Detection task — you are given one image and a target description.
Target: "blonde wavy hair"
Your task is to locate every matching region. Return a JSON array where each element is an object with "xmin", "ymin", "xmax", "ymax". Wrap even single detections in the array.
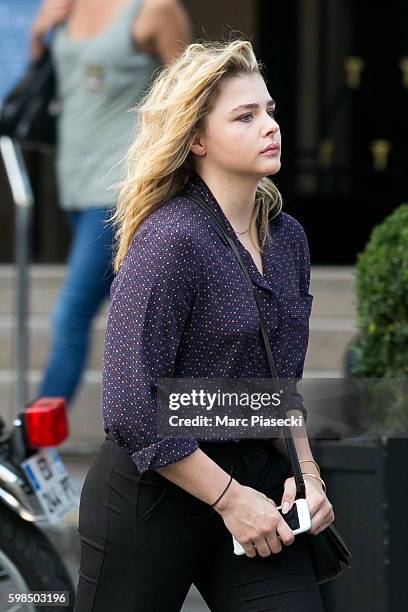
[{"xmin": 110, "ymin": 38, "xmax": 283, "ymax": 273}]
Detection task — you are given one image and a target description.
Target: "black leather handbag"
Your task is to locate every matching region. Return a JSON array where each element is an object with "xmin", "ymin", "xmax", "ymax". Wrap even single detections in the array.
[
  {"xmin": 182, "ymin": 190, "xmax": 352, "ymax": 584},
  {"xmin": 0, "ymin": 48, "xmax": 57, "ymax": 150}
]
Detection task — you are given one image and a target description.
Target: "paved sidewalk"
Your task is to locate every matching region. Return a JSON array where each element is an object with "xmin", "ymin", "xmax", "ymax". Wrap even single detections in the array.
[{"xmin": 40, "ymin": 453, "xmax": 209, "ymax": 612}]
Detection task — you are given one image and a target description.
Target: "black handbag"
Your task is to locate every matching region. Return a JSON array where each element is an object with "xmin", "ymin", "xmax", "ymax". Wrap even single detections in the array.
[
  {"xmin": 182, "ymin": 190, "xmax": 352, "ymax": 584},
  {"xmin": 0, "ymin": 47, "xmax": 57, "ymax": 150}
]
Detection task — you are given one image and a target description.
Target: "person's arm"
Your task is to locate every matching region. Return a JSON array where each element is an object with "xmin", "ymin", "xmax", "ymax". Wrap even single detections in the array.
[
  {"xmin": 103, "ymin": 223, "xmax": 201, "ymax": 473},
  {"xmin": 155, "ymin": 446, "xmax": 242, "ymax": 507},
  {"xmin": 30, "ymin": 0, "xmax": 73, "ymax": 59},
  {"xmin": 132, "ymin": 0, "xmax": 193, "ymax": 65},
  {"xmin": 270, "ymin": 221, "xmax": 334, "ymax": 535},
  {"xmin": 104, "ymin": 222, "xmax": 243, "ymax": 507},
  {"xmin": 270, "ymin": 221, "xmax": 317, "ymax": 470}
]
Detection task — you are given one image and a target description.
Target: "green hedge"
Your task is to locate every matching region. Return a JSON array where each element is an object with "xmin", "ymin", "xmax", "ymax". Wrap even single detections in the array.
[{"xmin": 353, "ymin": 204, "xmax": 408, "ymax": 431}]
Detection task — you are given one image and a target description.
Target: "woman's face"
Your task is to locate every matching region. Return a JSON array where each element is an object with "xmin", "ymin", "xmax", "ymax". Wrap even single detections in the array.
[{"xmin": 192, "ymin": 72, "xmax": 281, "ymax": 179}]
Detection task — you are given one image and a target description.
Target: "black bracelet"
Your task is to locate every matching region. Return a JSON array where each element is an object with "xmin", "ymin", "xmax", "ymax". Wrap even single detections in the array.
[{"xmin": 210, "ymin": 467, "xmax": 235, "ymax": 508}]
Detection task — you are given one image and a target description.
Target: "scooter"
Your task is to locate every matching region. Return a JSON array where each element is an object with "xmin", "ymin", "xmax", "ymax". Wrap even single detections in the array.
[
  {"xmin": 0, "ymin": 136, "xmax": 76, "ymax": 611},
  {"xmin": 0, "ymin": 400, "xmax": 76, "ymax": 612}
]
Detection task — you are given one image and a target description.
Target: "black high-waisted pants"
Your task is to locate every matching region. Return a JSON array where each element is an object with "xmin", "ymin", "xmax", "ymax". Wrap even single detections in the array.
[{"xmin": 74, "ymin": 434, "xmax": 324, "ymax": 611}]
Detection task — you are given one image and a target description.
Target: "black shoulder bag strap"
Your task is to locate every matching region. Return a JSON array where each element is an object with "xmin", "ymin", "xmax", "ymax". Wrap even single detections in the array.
[{"xmin": 181, "ymin": 192, "xmax": 306, "ymax": 499}]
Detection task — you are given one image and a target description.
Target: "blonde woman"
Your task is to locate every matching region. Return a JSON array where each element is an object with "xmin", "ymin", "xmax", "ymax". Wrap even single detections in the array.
[{"xmin": 75, "ymin": 39, "xmax": 333, "ymax": 611}]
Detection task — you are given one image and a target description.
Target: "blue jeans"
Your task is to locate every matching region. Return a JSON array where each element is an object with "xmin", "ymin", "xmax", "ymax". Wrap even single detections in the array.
[{"xmin": 38, "ymin": 207, "xmax": 115, "ymax": 405}]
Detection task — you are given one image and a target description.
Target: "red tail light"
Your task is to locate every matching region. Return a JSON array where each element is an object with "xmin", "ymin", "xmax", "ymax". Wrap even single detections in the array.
[{"xmin": 24, "ymin": 398, "xmax": 69, "ymax": 448}]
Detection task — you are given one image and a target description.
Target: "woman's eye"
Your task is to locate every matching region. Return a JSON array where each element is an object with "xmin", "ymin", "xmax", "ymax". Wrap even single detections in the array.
[
  {"xmin": 238, "ymin": 109, "xmax": 278, "ymax": 122},
  {"xmin": 239, "ymin": 113, "xmax": 253, "ymax": 122}
]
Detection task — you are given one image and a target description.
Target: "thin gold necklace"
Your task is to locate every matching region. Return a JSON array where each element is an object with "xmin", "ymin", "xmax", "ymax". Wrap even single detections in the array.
[
  {"xmin": 229, "ymin": 207, "xmax": 254, "ymax": 235},
  {"xmin": 233, "ymin": 226, "xmax": 250, "ymax": 235}
]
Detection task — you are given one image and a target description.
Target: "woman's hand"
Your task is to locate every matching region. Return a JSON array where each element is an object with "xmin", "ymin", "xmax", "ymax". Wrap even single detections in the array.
[
  {"xmin": 32, "ymin": 0, "xmax": 73, "ymax": 40},
  {"xmin": 280, "ymin": 475, "xmax": 335, "ymax": 535},
  {"xmin": 213, "ymin": 480, "xmax": 295, "ymax": 558}
]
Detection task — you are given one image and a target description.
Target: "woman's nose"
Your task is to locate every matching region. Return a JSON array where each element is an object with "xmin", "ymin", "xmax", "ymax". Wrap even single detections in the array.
[{"xmin": 264, "ymin": 116, "xmax": 279, "ymax": 136}]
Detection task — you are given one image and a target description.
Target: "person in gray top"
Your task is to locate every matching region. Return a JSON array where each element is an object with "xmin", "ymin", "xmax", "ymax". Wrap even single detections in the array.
[{"xmin": 30, "ymin": 0, "xmax": 192, "ymax": 406}]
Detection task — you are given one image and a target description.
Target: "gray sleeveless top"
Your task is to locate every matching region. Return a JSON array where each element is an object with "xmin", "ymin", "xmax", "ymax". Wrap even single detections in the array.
[{"xmin": 51, "ymin": 0, "xmax": 162, "ymax": 210}]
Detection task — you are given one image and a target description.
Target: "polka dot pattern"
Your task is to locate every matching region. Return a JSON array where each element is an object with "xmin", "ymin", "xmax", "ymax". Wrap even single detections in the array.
[{"xmin": 102, "ymin": 171, "xmax": 314, "ymax": 473}]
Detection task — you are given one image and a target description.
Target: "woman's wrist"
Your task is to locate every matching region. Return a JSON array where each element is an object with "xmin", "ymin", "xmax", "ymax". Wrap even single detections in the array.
[
  {"xmin": 30, "ymin": 26, "xmax": 47, "ymax": 59},
  {"xmin": 210, "ymin": 471, "xmax": 234, "ymax": 508},
  {"xmin": 302, "ymin": 472, "xmax": 326, "ymax": 493},
  {"xmin": 31, "ymin": 19, "xmax": 46, "ymax": 41},
  {"xmin": 299, "ymin": 459, "xmax": 321, "ymax": 478},
  {"xmin": 212, "ymin": 478, "xmax": 241, "ymax": 515}
]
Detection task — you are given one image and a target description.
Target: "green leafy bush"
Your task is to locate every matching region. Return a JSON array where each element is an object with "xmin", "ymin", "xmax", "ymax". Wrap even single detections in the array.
[{"xmin": 353, "ymin": 203, "xmax": 408, "ymax": 431}]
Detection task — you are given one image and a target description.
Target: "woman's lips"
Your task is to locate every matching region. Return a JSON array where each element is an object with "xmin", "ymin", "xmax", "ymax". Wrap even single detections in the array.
[{"xmin": 260, "ymin": 145, "xmax": 280, "ymax": 156}]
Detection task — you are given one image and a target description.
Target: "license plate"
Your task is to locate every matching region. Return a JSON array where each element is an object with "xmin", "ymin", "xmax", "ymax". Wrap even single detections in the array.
[{"xmin": 21, "ymin": 448, "xmax": 79, "ymax": 524}]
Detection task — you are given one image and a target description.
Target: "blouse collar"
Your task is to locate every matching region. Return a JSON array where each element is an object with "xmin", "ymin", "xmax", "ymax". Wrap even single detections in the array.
[{"xmin": 183, "ymin": 171, "xmax": 281, "ymax": 296}]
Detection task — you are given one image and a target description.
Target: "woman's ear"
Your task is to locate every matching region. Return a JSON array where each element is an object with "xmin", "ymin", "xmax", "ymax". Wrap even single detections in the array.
[{"xmin": 190, "ymin": 131, "xmax": 207, "ymax": 157}]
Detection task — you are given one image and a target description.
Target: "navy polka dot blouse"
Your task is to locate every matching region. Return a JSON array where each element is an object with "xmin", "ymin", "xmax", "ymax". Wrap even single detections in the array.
[{"xmin": 102, "ymin": 171, "xmax": 314, "ymax": 473}]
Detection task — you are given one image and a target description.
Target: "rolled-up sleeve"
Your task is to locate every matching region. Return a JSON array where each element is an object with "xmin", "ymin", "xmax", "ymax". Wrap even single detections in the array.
[{"xmin": 102, "ymin": 224, "xmax": 200, "ymax": 473}]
